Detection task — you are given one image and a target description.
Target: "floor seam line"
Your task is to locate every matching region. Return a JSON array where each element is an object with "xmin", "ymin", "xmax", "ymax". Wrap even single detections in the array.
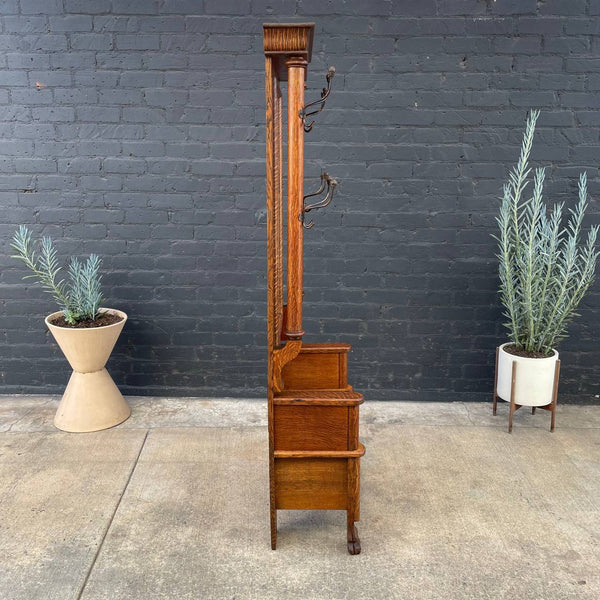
[{"xmin": 74, "ymin": 428, "xmax": 149, "ymax": 600}]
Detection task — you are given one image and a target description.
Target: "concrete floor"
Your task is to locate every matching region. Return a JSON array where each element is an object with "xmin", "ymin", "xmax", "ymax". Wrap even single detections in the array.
[{"xmin": 1, "ymin": 397, "xmax": 599, "ymax": 600}]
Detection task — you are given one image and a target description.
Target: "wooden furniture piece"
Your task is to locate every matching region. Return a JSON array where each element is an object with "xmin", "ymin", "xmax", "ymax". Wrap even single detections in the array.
[{"xmin": 263, "ymin": 23, "xmax": 365, "ymax": 555}]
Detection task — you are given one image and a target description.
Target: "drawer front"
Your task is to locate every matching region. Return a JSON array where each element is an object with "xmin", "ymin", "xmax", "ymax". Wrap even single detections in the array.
[
  {"xmin": 274, "ymin": 405, "xmax": 348, "ymax": 451},
  {"xmin": 281, "ymin": 352, "xmax": 346, "ymax": 389},
  {"xmin": 275, "ymin": 458, "xmax": 348, "ymax": 510}
]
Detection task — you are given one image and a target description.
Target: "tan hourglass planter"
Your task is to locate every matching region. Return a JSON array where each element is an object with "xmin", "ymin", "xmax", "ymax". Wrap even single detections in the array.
[{"xmin": 45, "ymin": 308, "xmax": 130, "ymax": 433}]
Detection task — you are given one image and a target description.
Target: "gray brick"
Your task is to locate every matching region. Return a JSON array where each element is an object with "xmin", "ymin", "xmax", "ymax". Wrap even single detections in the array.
[
  {"xmin": 560, "ymin": 92, "xmax": 600, "ymax": 108},
  {"xmin": 517, "ymin": 55, "xmax": 563, "ymax": 72},
  {"xmin": 566, "ymin": 58, "xmax": 600, "ymax": 72},
  {"xmin": 3, "ymin": 16, "xmax": 47, "ymax": 33},
  {"xmin": 517, "ymin": 17, "xmax": 563, "ymax": 35},
  {"xmin": 122, "ymin": 141, "xmax": 165, "ymax": 157},
  {"xmin": 0, "ymin": 1, "xmax": 18, "ymax": 13},
  {"xmin": 96, "ymin": 52, "xmax": 143, "ymax": 70},
  {"xmin": 6, "ymin": 52, "xmax": 50, "ymax": 69},
  {"xmin": 80, "ymin": 175, "xmax": 122, "ymax": 190},
  {"xmin": 74, "ymin": 70, "xmax": 120, "ymax": 87},
  {"xmin": 70, "ymin": 33, "xmax": 113, "ymax": 50},
  {"xmin": 98, "ymin": 89, "xmax": 142, "ymax": 105},
  {"xmin": 33, "ymin": 141, "xmax": 77, "ymax": 156},
  {"xmin": 48, "ymin": 15, "xmax": 92, "ymax": 32},
  {"xmin": 565, "ymin": 19, "xmax": 600, "ymax": 34},
  {"xmin": 538, "ymin": 0, "xmax": 587, "ymax": 15},
  {"xmin": 119, "ymin": 71, "xmax": 163, "ymax": 87},
  {"xmin": 115, "ymin": 34, "xmax": 160, "ymax": 50},
  {"xmin": 141, "ymin": 53, "xmax": 187, "ymax": 69},
  {"xmin": 438, "ymin": 0, "xmax": 487, "ymax": 16},
  {"xmin": 139, "ymin": 16, "xmax": 185, "ymax": 32},
  {"xmin": 20, "ymin": 34, "xmax": 68, "ymax": 51},
  {"xmin": 492, "ymin": 73, "xmax": 540, "ymax": 90},
  {"xmin": 77, "ymin": 141, "xmax": 121, "ymax": 155},
  {"xmin": 27, "ymin": 71, "xmax": 72, "ymax": 87},
  {"xmin": 125, "ymin": 208, "xmax": 168, "ymax": 223},
  {"xmin": 14, "ymin": 158, "xmax": 56, "ymax": 173},
  {"xmin": 54, "ymin": 88, "xmax": 98, "ymax": 104},
  {"xmin": 51, "ymin": 52, "xmax": 95, "ymax": 69},
  {"xmin": 167, "ymin": 143, "xmax": 209, "ymax": 159},
  {"xmin": 160, "ymin": 0, "xmax": 206, "ymax": 14},
  {"xmin": 509, "ymin": 91, "xmax": 557, "ymax": 106},
  {"xmin": 491, "ymin": 0, "xmax": 537, "ymax": 14},
  {"xmin": 58, "ymin": 157, "xmax": 101, "ymax": 173},
  {"xmin": 31, "ymin": 107, "xmax": 75, "ymax": 122},
  {"xmin": 65, "ymin": 0, "xmax": 111, "ymax": 13},
  {"xmin": 162, "ymin": 33, "xmax": 208, "ymax": 52},
  {"xmin": 204, "ymin": 0, "xmax": 250, "ymax": 14},
  {"xmin": 493, "ymin": 36, "xmax": 541, "ymax": 54},
  {"xmin": 543, "ymin": 36, "xmax": 589, "ymax": 54},
  {"xmin": 0, "ymin": 70, "xmax": 28, "ymax": 85},
  {"xmin": 122, "ymin": 107, "xmax": 165, "ymax": 122},
  {"xmin": 112, "ymin": 0, "xmax": 159, "ymax": 14},
  {"xmin": 84, "ymin": 208, "xmax": 125, "ymax": 223},
  {"xmin": 11, "ymin": 89, "xmax": 53, "ymax": 105},
  {"xmin": 17, "ymin": 124, "xmax": 55, "ymax": 139},
  {"xmin": 103, "ymin": 157, "xmax": 146, "ymax": 174},
  {"xmin": 21, "ymin": 0, "xmax": 62, "ymax": 14},
  {"xmin": 465, "ymin": 17, "xmax": 515, "ymax": 34},
  {"xmin": 144, "ymin": 88, "xmax": 188, "ymax": 106},
  {"xmin": 93, "ymin": 16, "xmax": 139, "ymax": 32},
  {"xmin": 443, "ymin": 36, "xmax": 491, "ymax": 54}
]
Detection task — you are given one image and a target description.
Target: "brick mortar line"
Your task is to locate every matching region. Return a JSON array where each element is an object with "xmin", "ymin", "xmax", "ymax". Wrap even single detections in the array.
[{"xmin": 75, "ymin": 428, "xmax": 149, "ymax": 600}]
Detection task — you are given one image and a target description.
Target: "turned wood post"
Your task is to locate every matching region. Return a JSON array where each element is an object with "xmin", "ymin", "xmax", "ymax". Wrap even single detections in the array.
[{"xmin": 285, "ymin": 56, "xmax": 307, "ymax": 340}]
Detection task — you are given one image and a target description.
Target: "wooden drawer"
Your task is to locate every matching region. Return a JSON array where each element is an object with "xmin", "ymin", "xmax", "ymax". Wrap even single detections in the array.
[
  {"xmin": 274, "ymin": 405, "xmax": 348, "ymax": 451},
  {"xmin": 281, "ymin": 344, "xmax": 349, "ymax": 390},
  {"xmin": 275, "ymin": 458, "xmax": 348, "ymax": 510}
]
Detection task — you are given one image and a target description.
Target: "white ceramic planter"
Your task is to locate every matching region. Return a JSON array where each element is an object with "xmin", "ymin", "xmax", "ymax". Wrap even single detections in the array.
[
  {"xmin": 496, "ymin": 342, "xmax": 559, "ymax": 407},
  {"xmin": 45, "ymin": 308, "xmax": 130, "ymax": 433}
]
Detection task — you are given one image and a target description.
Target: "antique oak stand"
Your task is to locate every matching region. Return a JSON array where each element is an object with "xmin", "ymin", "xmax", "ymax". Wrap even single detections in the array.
[{"xmin": 264, "ymin": 23, "xmax": 365, "ymax": 555}]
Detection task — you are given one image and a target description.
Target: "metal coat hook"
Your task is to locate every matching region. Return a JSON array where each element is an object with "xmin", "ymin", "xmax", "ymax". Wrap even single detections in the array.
[
  {"xmin": 299, "ymin": 67, "xmax": 335, "ymax": 133},
  {"xmin": 300, "ymin": 172, "xmax": 338, "ymax": 229}
]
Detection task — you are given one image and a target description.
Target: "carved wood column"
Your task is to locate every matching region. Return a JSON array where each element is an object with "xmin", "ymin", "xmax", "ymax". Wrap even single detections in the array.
[{"xmin": 285, "ymin": 56, "xmax": 307, "ymax": 340}]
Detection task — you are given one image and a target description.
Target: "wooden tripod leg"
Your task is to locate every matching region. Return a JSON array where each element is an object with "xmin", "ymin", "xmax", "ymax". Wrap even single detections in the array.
[
  {"xmin": 347, "ymin": 457, "xmax": 361, "ymax": 555},
  {"xmin": 508, "ymin": 361, "xmax": 517, "ymax": 434},
  {"xmin": 550, "ymin": 359, "xmax": 560, "ymax": 432},
  {"xmin": 493, "ymin": 346, "xmax": 499, "ymax": 415}
]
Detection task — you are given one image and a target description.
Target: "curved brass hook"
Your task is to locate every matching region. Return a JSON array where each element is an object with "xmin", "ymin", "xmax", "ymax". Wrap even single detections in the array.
[
  {"xmin": 300, "ymin": 172, "xmax": 338, "ymax": 229},
  {"xmin": 299, "ymin": 67, "xmax": 335, "ymax": 133}
]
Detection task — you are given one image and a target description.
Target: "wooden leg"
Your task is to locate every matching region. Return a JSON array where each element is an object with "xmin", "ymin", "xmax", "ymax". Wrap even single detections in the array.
[
  {"xmin": 550, "ymin": 359, "xmax": 560, "ymax": 432},
  {"xmin": 347, "ymin": 458, "xmax": 361, "ymax": 555},
  {"xmin": 493, "ymin": 346, "xmax": 499, "ymax": 416},
  {"xmin": 347, "ymin": 517, "xmax": 360, "ymax": 555},
  {"xmin": 270, "ymin": 505, "xmax": 277, "ymax": 550},
  {"xmin": 532, "ymin": 407, "xmax": 536, "ymax": 415},
  {"xmin": 508, "ymin": 361, "xmax": 517, "ymax": 433}
]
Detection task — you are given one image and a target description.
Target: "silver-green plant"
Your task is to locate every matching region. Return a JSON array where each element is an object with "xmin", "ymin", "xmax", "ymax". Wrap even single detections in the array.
[
  {"xmin": 11, "ymin": 226, "xmax": 104, "ymax": 325},
  {"xmin": 495, "ymin": 110, "xmax": 599, "ymax": 354}
]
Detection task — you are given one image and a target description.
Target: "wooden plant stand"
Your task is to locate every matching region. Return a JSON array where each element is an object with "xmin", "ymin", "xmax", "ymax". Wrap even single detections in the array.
[
  {"xmin": 263, "ymin": 23, "xmax": 365, "ymax": 555},
  {"xmin": 492, "ymin": 346, "xmax": 560, "ymax": 433}
]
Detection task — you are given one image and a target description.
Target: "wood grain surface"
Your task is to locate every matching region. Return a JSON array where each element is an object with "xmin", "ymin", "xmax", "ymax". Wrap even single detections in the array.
[{"xmin": 264, "ymin": 23, "xmax": 363, "ymax": 554}]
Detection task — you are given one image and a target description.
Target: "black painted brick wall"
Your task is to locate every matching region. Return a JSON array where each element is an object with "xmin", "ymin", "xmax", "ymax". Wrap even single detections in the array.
[{"xmin": 0, "ymin": 0, "xmax": 599, "ymax": 402}]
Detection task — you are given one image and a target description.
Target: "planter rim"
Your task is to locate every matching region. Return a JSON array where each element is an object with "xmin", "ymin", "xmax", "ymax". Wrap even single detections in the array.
[
  {"xmin": 499, "ymin": 341, "xmax": 558, "ymax": 361},
  {"xmin": 45, "ymin": 308, "xmax": 127, "ymax": 331}
]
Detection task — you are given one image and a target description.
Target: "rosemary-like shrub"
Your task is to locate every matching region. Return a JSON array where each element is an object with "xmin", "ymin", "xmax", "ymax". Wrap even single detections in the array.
[
  {"xmin": 496, "ymin": 110, "xmax": 599, "ymax": 354},
  {"xmin": 11, "ymin": 226, "xmax": 104, "ymax": 325}
]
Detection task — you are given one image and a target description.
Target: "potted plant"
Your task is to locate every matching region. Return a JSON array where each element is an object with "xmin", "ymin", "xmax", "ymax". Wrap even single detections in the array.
[
  {"xmin": 11, "ymin": 226, "xmax": 130, "ymax": 433},
  {"xmin": 493, "ymin": 110, "xmax": 599, "ymax": 432}
]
